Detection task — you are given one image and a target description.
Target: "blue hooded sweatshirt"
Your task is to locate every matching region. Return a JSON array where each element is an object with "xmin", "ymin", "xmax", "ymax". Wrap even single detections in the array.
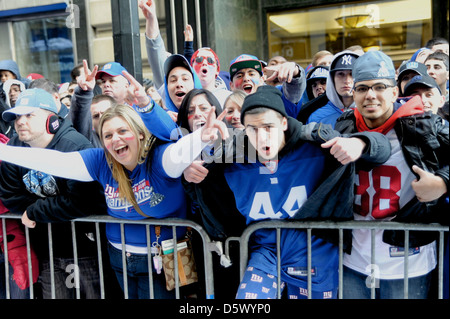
[
  {"xmin": 160, "ymin": 55, "xmax": 202, "ymax": 113},
  {"xmin": 0, "ymin": 60, "xmax": 31, "ymax": 88}
]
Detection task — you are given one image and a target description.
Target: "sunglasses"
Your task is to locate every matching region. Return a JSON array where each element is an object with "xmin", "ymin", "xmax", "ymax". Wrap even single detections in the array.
[{"xmin": 194, "ymin": 56, "xmax": 216, "ymax": 65}]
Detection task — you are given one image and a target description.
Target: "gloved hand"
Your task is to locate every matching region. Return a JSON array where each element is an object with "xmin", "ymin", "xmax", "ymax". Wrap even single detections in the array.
[{"xmin": 0, "ymin": 219, "xmax": 39, "ymax": 290}]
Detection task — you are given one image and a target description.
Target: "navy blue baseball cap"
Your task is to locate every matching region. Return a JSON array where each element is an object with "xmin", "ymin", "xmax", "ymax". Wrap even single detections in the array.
[
  {"xmin": 330, "ymin": 52, "xmax": 359, "ymax": 73},
  {"xmin": 404, "ymin": 75, "xmax": 442, "ymax": 96},
  {"xmin": 397, "ymin": 61, "xmax": 428, "ymax": 83},
  {"xmin": 352, "ymin": 51, "xmax": 396, "ymax": 83},
  {"xmin": 307, "ymin": 66, "xmax": 329, "ymax": 82},
  {"xmin": 164, "ymin": 54, "xmax": 194, "ymax": 79}
]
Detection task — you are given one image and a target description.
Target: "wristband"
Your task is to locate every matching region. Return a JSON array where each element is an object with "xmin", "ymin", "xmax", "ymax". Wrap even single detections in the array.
[{"xmin": 135, "ymin": 99, "xmax": 155, "ymax": 113}]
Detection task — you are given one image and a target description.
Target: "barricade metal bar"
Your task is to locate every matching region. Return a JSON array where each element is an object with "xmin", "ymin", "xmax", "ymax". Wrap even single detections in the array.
[
  {"xmin": 438, "ymin": 231, "xmax": 444, "ymax": 299},
  {"xmin": 2, "ymin": 219, "xmax": 10, "ymax": 299},
  {"xmin": 48, "ymin": 223, "xmax": 55, "ymax": 299},
  {"xmin": 24, "ymin": 226, "xmax": 34, "ymax": 299},
  {"xmin": 1, "ymin": 213, "xmax": 447, "ymax": 300},
  {"xmin": 225, "ymin": 236, "xmax": 240, "ymax": 259},
  {"xmin": 307, "ymin": 228, "xmax": 312, "ymax": 299},
  {"xmin": 74, "ymin": 215, "xmax": 216, "ymax": 299},
  {"xmin": 94, "ymin": 222, "xmax": 105, "ymax": 299},
  {"xmin": 145, "ymin": 224, "xmax": 155, "ymax": 299},
  {"xmin": 403, "ymin": 230, "xmax": 409, "ymax": 299},
  {"xmin": 276, "ymin": 228, "xmax": 281, "ymax": 299},
  {"xmin": 172, "ymin": 225, "xmax": 180, "ymax": 299},
  {"xmin": 237, "ymin": 220, "xmax": 448, "ymax": 299},
  {"xmin": 338, "ymin": 229, "xmax": 344, "ymax": 299},
  {"xmin": 120, "ymin": 223, "xmax": 128, "ymax": 299},
  {"xmin": 71, "ymin": 221, "xmax": 80, "ymax": 299},
  {"xmin": 370, "ymin": 228, "xmax": 375, "ymax": 299}
]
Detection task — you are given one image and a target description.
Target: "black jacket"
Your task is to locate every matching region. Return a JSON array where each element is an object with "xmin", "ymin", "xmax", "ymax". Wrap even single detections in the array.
[
  {"xmin": 0, "ymin": 117, "xmax": 107, "ymax": 258},
  {"xmin": 296, "ymin": 93, "xmax": 329, "ymax": 124},
  {"xmin": 184, "ymin": 117, "xmax": 391, "ymax": 249},
  {"xmin": 334, "ymin": 97, "xmax": 449, "ymax": 247}
]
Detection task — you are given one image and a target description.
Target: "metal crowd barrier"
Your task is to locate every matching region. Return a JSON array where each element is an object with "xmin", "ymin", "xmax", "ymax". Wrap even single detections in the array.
[
  {"xmin": 0, "ymin": 213, "xmax": 215, "ymax": 300},
  {"xmin": 1, "ymin": 213, "xmax": 448, "ymax": 299},
  {"xmin": 225, "ymin": 220, "xmax": 449, "ymax": 299}
]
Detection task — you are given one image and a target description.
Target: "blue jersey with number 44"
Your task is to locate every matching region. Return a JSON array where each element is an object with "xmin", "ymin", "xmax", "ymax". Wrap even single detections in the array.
[{"xmin": 224, "ymin": 141, "xmax": 339, "ymax": 291}]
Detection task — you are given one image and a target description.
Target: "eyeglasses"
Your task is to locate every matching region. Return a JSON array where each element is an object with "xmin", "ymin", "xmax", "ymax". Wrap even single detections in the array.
[
  {"xmin": 194, "ymin": 56, "xmax": 216, "ymax": 65},
  {"xmin": 353, "ymin": 83, "xmax": 395, "ymax": 94}
]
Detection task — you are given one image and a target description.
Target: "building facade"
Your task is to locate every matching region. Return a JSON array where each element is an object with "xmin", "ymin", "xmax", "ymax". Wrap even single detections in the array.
[{"xmin": 0, "ymin": 0, "xmax": 448, "ymax": 85}]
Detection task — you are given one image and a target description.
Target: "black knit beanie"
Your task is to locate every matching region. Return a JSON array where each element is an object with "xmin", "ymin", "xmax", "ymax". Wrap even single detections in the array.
[{"xmin": 240, "ymin": 85, "xmax": 288, "ymax": 124}]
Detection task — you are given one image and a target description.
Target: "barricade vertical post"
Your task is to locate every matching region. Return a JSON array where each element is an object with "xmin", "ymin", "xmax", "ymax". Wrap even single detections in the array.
[
  {"xmin": 24, "ymin": 226, "xmax": 34, "ymax": 299},
  {"xmin": 120, "ymin": 223, "xmax": 128, "ymax": 299},
  {"xmin": 338, "ymin": 228, "xmax": 344, "ymax": 299},
  {"xmin": 2, "ymin": 220, "xmax": 11, "ymax": 299},
  {"xmin": 370, "ymin": 228, "xmax": 376, "ymax": 299},
  {"xmin": 276, "ymin": 228, "xmax": 281, "ymax": 299},
  {"xmin": 48, "ymin": 223, "xmax": 55, "ymax": 299},
  {"xmin": 438, "ymin": 231, "xmax": 444, "ymax": 299},
  {"xmin": 146, "ymin": 224, "xmax": 155, "ymax": 299},
  {"xmin": 307, "ymin": 228, "xmax": 312, "ymax": 299},
  {"xmin": 94, "ymin": 222, "xmax": 105, "ymax": 299},
  {"xmin": 172, "ymin": 226, "xmax": 180, "ymax": 299},
  {"xmin": 203, "ymin": 239, "xmax": 215, "ymax": 299},
  {"xmin": 403, "ymin": 230, "xmax": 409, "ymax": 299},
  {"xmin": 71, "ymin": 221, "xmax": 80, "ymax": 299}
]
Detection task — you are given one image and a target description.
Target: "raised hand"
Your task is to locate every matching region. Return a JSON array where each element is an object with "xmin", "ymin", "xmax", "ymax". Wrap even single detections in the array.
[
  {"xmin": 201, "ymin": 107, "xmax": 229, "ymax": 143},
  {"xmin": 265, "ymin": 62, "xmax": 300, "ymax": 84},
  {"xmin": 77, "ymin": 59, "xmax": 98, "ymax": 91},
  {"xmin": 184, "ymin": 24, "xmax": 194, "ymax": 42},
  {"xmin": 122, "ymin": 70, "xmax": 151, "ymax": 108},
  {"xmin": 138, "ymin": 0, "xmax": 159, "ymax": 39}
]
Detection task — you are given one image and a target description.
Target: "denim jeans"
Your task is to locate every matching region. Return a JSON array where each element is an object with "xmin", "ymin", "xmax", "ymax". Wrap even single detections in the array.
[
  {"xmin": 38, "ymin": 256, "xmax": 101, "ymax": 299},
  {"xmin": 0, "ymin": 252, "xmax": 30, "ymax": 299},
  {"xmin": 107, "ymin": 243, "xmax": 175, "ymax": 299},
  {"xmin": 343, "ymin": 266, "xmax": 432, "ymax": 299}
]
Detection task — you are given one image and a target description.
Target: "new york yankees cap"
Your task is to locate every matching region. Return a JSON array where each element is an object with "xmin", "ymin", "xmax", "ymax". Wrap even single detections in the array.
[{"xmin": 330, "ymin": 51, "xmax": 359, "ymax": 73}]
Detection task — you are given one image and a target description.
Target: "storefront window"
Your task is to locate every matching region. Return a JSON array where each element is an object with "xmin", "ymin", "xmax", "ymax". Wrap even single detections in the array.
[
  {"xmin": 12, "ymin": 15, "xmax": 74, "ymax": 84},
  {"xmin": 267, "ymin": 0, "xmax": 432, "ymax": 68}
]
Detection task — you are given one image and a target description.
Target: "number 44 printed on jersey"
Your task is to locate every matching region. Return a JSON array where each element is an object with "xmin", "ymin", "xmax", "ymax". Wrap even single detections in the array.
[
  {"xmin": 249, "ymin": 186, "xmax": 307, "ymax": 220},
  {"xmin": 354, "ymin": 165, "xmax": 402, "ymax": 219}
]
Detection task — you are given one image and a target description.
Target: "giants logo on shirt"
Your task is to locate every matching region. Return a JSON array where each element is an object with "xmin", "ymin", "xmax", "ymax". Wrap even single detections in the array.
[{"xmin": 104, "ymin": 179, "xmax": 164, "ymax": 211}]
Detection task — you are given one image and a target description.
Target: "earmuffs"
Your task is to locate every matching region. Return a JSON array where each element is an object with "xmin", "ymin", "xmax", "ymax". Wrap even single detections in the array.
[{"xmin": 46, "ymin": 114, "xmax": 61, "ymax": 134}]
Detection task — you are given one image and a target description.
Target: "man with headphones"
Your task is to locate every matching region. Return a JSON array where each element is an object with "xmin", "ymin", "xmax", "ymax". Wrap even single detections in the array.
[{"xmin": 0, "ymin": 88, "xmax": 107, "ymax": 299}]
